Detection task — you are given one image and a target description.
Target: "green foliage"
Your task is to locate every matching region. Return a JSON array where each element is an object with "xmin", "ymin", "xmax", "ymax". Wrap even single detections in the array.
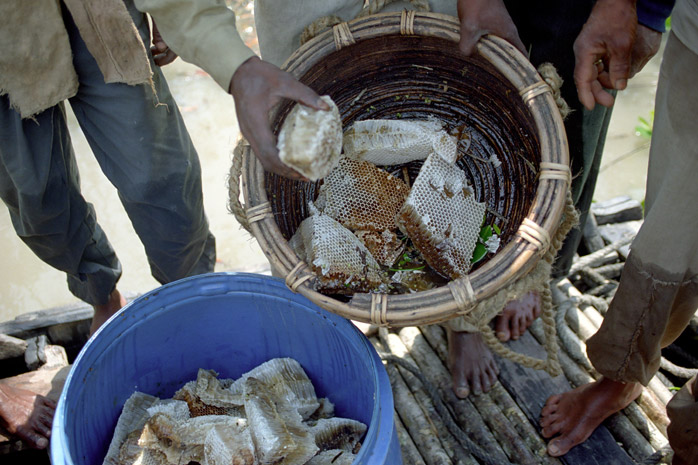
[
  {"xmin": 389, "ymin": 252, "xmax": 425, "ymax": 272},
  {"xmin": 666, "ymin": 16, "xmax": 672, "ymax": 31},
  {"xmin": 471, "ymin": 221, "xmax": 500, "ymax": 265},
  {"xmin": 635, "ymin": 111, "xmax": 654, "ymax": 139}
]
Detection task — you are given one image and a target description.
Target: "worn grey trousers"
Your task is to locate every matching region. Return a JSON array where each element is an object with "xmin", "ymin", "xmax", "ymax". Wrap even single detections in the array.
[
  {"xmin": 0, "ymin": 3, "xmax": 215, "ymax": 306},
  {"xmin": 587, "ymin": 32, "xmax": 698, "ymax": 464}
]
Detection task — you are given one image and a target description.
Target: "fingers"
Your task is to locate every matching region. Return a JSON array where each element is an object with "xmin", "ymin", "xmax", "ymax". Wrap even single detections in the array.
[
  {"xmin": 606, "ymin": 42, "xmax": 632, "ymax": 91},
  {"xmin": 458, "ymin": 26, "xmax": 485, "ymax": 56},
  {"xmin": 573, "ymin": 42, "xmax": 601, "ymax": 111},
  {"xmin": 152, "ymin": 47, "xmax": 178, "ymax": 67}
]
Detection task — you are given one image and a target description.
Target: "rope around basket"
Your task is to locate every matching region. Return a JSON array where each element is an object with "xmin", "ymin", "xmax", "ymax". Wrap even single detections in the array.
[
  {"xmin": 300, "ymin": 0, "xmax": 430, "ymax": 45},
  {"xmin": 447, "ymin": 189, "xmax": 579, "ymax": 376},
  {"xmin": 227, "ymin": 137, "xmax": 252, "ymax": 234}
]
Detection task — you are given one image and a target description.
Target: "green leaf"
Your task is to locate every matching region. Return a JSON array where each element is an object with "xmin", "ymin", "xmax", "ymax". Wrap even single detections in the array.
[
  {"xmin": 492, "ymin": 223, "xmax": 502, "ymax": 235},
  {"xmin": 479, "ymin": 225, "xmax": 493, "ymax": 242},
  {"xmin": 471, "ymin": 243, "xmax": 488, "ymax": 264}
]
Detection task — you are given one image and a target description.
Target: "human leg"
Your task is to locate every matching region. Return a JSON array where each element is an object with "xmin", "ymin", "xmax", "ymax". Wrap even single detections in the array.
[
  {"xmin": 65, "ymin": 3, "xmax": 215, "ymax": 285},
  {"xmin": 666, "ymin": 375, "xmax": 698, "ymax": 465},
  {"xmin": 0, "ymin": 98, "xmax": 122, "ymax": 307},
  {"xmin": 540, "ymin": 31, "xmax": 698, "ymax": 457},
  {"xmin": 0, "ymin": 96, "xmax": 123, "ymax": 444}
]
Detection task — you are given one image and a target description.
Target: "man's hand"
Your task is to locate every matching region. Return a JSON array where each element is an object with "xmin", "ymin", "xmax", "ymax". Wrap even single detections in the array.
[
  {"xmin": 457, "ymin": 0, "xmax": 526, "ymax": 56},
  {"xmin": 628, "ymin": 24, "xmax": 662, "ymax": 78},
  {"xmin": 573, "ymin": 0, "xmax": 640, "ymax": 110},
  {"xmin": 229, "ymin": 57, "xmax": 330, "ymax": 180},
  {"xmin": 151, "ymin": 20, "xmax": 178, "ymax": 67}
]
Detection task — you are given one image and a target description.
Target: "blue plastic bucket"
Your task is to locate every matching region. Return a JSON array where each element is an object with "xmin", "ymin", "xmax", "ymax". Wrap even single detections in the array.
[{"xmin": 51, "ymin": 273, "xmax": 401, "ymax": 465}]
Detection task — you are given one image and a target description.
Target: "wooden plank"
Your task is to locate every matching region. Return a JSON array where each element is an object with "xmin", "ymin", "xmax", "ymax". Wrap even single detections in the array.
[{"xmin": 495, "ymin": 332, "xmax": 635, "ymax": 465}]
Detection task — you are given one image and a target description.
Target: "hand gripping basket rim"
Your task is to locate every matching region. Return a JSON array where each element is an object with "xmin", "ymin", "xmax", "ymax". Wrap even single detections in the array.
[{"xmin": 239, "ymin": 12, "xmax": 570, "ymax": 327}]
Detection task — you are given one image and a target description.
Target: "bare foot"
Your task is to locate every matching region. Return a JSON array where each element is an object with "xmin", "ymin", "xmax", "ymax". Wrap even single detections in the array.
[
  {"xmin": 90, "ymin": 288, "xmax": 126, "ymax": 335},
  {"xmin": 0, "ymin": 382, "xmax": 56, "ymax": 449},
  {"xmin": 447, "ymin": 329, "xmax": 499, "ymax": 398},
  {"xmin": 540, "ymin": 377, "xmax": 642, "ymax": 456},
  {"xmin": 495, "ymin": 291, "xmax": 541, "ymax": 341}
]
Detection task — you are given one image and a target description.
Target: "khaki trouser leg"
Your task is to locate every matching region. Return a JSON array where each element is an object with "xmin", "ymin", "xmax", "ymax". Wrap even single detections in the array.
[{"xmin": 587, "ymin": 32, "xmax": 698, "ymax": 461}]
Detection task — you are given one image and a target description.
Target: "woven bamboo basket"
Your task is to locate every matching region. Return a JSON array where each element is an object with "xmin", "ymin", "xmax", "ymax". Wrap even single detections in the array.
[{"xmin": 232, "ymin": 11, "xmax": 570, "ymax": 327}]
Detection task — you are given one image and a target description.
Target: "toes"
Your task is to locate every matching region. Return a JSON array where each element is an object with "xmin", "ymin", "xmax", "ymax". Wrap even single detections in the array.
[
  {"xmin": 471, "ymin": 372, "xmax": 483, "ymax": 396},
  {"xmin": 453, "ymin": 385, "xmax": 470, "ymax": 399},
  {"xmin": 494, "ymin": 316, "xmax": 511, "ymax": 342},
  {"xmin": 38, "ymin": 411, "xmax": 53, "ymax": 430},
  {"xmin": 547, "ymin": 435, "xmax": 576, "ymax": 457},
  {"xmin": 17, "ymin": 426, "xmax": 48, "ymax": 450},
  {"xmin": 511, "ymin": 315, "xmax": 522, "ymax": 340},
  {"xmin": 541, "ymin": 418, "xmax": 563, "ymax": 438},
  {"xmin": 539, "ymin": 411, "xmax": 560, "ymax": 430},
  {"xmin": 482, "ymin": 365, "xmax": 498, "ymax": 393}
]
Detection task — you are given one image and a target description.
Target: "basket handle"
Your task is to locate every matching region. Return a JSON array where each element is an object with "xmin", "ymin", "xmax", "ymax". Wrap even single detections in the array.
[{"xmin": 227, "ymin": 138, "xmax": 252, "ymax": 233}]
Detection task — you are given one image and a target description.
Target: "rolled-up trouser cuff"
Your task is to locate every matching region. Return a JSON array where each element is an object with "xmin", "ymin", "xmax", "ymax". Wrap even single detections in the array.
[{"xmin": 587, "ymin": 253, "xmax": 698, "ymax": 386}]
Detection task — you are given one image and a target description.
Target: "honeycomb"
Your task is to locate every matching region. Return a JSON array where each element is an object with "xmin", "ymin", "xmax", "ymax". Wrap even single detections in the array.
[
  {"xmin": 289, "ymin": 211, "xmax": 385, "ymax": 294},
  {"xmin": 354, "ymin": 229, "xmax": 405, "ymax": 267},
  {"xmin": 277, "ymin": 95, "xmax": 343, "ymax": 180},
  {"xmin": 315, "ymin": 157, "xmax": 409, "ymax": 232},
  {"xmin": 397, "ymin": 152, "xmax": 486, "ymax": 279},
  {"xmin": 343, "ymin": 119, "xmax": 457, "ymax": 165},
  {"xmin": 173, "ymin": 381, "xmax": 234, "ymax": 417}
]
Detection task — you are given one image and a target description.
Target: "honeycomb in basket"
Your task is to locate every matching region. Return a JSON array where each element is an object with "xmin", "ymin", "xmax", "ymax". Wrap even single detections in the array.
[
  {"xmin": 354, "ymin": 229, "xmax": 405, "ymax": 268},
  {"xmin": 342, "ymin": 118, "xmax": 458, "ymax": 165},
  {"xmin": 289, "ymin": 208, "xmax": 386, "ymax": 294},
  {"xmin": 397, "ymin": 152, "xmax": 486, "ymax": 279},
  {"xmin": 277, "ymin": 95, "xmax": 342, "ymax": 180},
  {"xmin": 315, "ymin": 157, "xmax": 408, "ymax": 229}
]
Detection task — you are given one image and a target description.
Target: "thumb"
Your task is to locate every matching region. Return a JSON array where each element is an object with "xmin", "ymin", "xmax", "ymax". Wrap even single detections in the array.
[{"xmin": 607, "ymin": 44, "xmax": 632, "ymax": 91}]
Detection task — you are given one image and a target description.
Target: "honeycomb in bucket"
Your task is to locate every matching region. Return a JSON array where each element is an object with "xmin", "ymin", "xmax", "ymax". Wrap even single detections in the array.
[
  {"xmin": 289, "ymin": 208, "xmax": 385, "ymax": 294},
  {"xmin": 277, "ymin": 95, "xmax": 342, "ymax": 180},
  {"xmin": 103, "ymin": 359, "xmax": 366, "ymax": 465},
  {"xmin": 342, "ymin": 118, "xmax": 458, "ymax": 165},
  {"xmin": 397, "ymin": 152, "xmax": 486, "ymax": 279}
]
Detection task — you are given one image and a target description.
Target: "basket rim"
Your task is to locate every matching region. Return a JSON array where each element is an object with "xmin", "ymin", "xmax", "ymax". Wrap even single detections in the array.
[{"xmin": 241, "ymin": 11, "xmax": 570, "ymax": 327}]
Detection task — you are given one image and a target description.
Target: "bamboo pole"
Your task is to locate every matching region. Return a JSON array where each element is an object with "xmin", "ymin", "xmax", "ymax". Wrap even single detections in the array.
[
  {"xmin": 394, "ymin": 412, "xmax": 427, "ymax": 465},
  {"xmin": 378, "ymin": 330, "xmax": 477, "ymax": 465},
  {"xmin": 401, "ymin": 325, "xmax": 513, "ymax": 465},
  {"xmin": 400, "ymin": 326, "xmax": 558, "ymax": 464},
  {"xmin": 395, "ymin": 327, "xmax": 543, "ymax": 465},
  {"xmin": 371, "ymin": 336, "xmax": 454, "ymax": 465}
]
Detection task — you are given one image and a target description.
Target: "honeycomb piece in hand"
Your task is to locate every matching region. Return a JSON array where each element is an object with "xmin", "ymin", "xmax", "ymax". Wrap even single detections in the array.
[{"xmin": 277, "ymin": 95, "xmax": 343, "ymax": 180}]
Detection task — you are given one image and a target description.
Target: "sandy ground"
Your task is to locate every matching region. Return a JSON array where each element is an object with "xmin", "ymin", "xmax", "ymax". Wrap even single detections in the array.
[{"xmin": 0, "ymin": 8, "xmax": 663, "ymax": 322}]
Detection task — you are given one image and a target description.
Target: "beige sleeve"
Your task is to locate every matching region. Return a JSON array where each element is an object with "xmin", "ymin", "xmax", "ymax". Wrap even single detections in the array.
[{"xmin": 134, "ymin": 0, "xmax": 256, "ymax": 91}]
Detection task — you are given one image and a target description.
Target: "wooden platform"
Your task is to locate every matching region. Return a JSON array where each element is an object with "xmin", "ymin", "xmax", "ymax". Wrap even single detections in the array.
[{"xmin": 1, "ymin": 258, "xmax": 693, "ymax": 464}]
